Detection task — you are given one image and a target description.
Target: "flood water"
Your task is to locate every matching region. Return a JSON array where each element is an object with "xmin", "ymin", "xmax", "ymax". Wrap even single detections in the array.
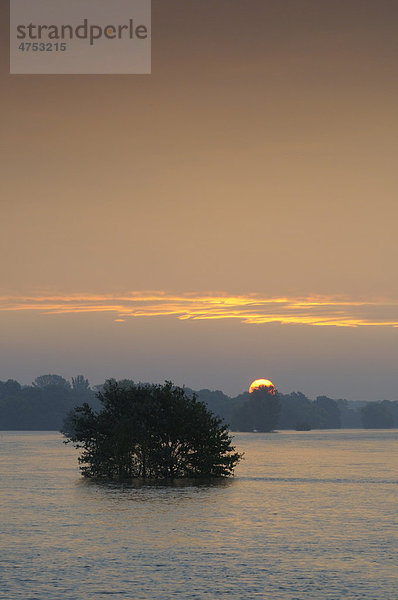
[{"xmin": 1, "ymin": 430, "xmax": 397, "ymax": 599}]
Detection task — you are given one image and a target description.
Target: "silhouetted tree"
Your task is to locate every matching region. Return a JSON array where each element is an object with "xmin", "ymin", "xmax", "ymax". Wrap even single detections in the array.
[
  {"xmin": 386, "ymin": 400, "xmax": 398, "ymax": 425},
  {"xmin": 278, "ymin": 392, "xmax": 314, "ymax": 429},
  {"xmin": 313, "ymin": 396, "xmax": 341, "ymax": 429},
  {"xmin": 195, "ymin": 388, "xmax": 234, "ymax": 424},
  {"xmin": 361, "ymin": 401, "xmax": 394, "ymax": 429},
  {"xmin": 0, "ymin": 379, "xmax": 21, "ymax": 397},
  {"xmin": 336, "ymin": 399, "xmax": 362, "ymax": 428},
  {"xmin": 32, "ymin": 374, "xmax": 71, "ymax": 389},
  {"xmin": 71, "ymin": 375, "xmax": 91, "ymax": 394},
  {"xmin": 231, "ymin": 388, "xmax": 281, "ymax": 432},
  {"xmin": 63, "ymin": 380, "xmax": 242, "ymax": 480}
]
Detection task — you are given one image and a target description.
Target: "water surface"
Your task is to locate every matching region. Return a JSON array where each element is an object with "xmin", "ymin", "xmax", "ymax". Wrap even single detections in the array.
[{"xmin": 1, "ymin": 430, "xmax": 397, "ymax": 599}]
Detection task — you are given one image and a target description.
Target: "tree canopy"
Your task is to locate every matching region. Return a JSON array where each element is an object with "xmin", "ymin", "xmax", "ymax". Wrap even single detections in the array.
[
  {"xmin": 32, "ymin": 374, "xmax": 71, "ymax": 389},
  {"xmin": 361, "ymin": 401, "xmax": 394, "ymax": 429},
  {"xmin": 231, "ymin": 387, "xmax": 281, "ymax": 432},
  {"xmin": 63, "ymin": 380, "xmax": 242, "ymax": 480}
]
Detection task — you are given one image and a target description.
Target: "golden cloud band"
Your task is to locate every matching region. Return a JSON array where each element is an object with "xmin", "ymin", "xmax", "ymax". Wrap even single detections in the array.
[{"xmin": 0, "ymin": 293, "xmax": 397, "ymax": 327}]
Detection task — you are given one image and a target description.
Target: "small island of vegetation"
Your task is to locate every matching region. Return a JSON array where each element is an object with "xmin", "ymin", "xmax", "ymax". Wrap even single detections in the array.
[{"xmin": 63, "ymin": 379, "xmax": 242, "ymax": 480}]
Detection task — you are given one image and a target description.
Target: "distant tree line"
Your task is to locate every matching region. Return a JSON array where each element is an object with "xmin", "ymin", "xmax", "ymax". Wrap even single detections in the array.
[
  {"xmin": 191, "ymin": 388, "xmax": 398, "ymax": 432},
  {"xmin": 0, "ymin": 374, "xmax": 397, "ymax": 431},
  {"xmin": 0, "ymin": 375, "xmax": 98, "ymax": 430}
]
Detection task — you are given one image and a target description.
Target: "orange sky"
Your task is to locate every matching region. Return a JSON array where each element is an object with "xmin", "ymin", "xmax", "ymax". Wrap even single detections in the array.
[{"xmin": 1, "ymin": 1, "xmax": 398, "ymax": 399}]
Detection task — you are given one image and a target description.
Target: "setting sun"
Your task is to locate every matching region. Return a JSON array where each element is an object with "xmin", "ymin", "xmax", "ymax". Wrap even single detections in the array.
[{"xmin": 249, "ymin": 379, "xmax": 276, "ymax": 395}]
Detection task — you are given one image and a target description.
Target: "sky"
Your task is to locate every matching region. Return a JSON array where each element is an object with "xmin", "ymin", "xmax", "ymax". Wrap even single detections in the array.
[{"xmin": 1, "ymin": 0, "xmax": 398, "ymax": 400}]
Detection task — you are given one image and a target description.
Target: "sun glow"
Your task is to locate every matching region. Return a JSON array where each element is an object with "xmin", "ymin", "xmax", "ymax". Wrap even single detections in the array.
[{"xmin": 249, "ymin": 379, "xmax": 276, "ymax": 394}]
